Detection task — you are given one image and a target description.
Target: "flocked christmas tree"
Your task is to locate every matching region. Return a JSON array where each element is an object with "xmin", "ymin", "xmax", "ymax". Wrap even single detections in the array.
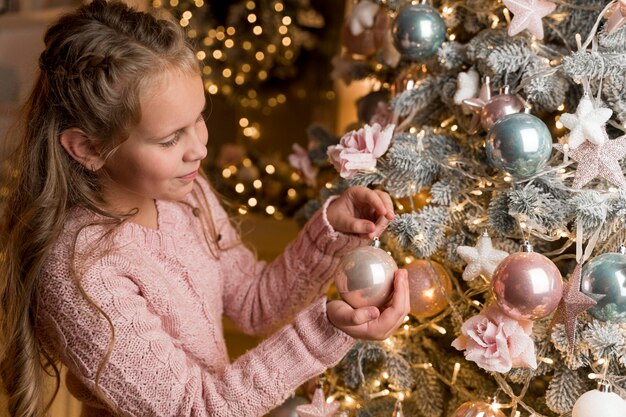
[{"xmin": 280, "ymin": 0, "xmax": 626, "ymax": 416}]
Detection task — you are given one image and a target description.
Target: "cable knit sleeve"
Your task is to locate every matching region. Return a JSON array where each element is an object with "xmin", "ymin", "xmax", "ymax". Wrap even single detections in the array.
[
  {"xmin": 200, "ymin": 181, "xmax": 366, "ymax": 336},
  {"xmin": 37, "ymin": 257, "xmax": 354, "ymax": 417}
]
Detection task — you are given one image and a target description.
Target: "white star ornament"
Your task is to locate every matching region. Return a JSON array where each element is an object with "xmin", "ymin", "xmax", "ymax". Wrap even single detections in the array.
[
  {"xmin": 456, "ymin": 232, "xmax": 509, "ymax": 281},
  {"xmin": 348, "ymin": 0, "xmax": 379, "ymax": 36},
  {"xmin": 454, "ymin": 69, "xmax": 480, "ymax": 105},
  {"xmin": 503, "ymin": 0, "xmax": 556, "ymax": 40},
  {"xmin": 559, "ymin": 95, "xmax": 612, "ymax": 149}
]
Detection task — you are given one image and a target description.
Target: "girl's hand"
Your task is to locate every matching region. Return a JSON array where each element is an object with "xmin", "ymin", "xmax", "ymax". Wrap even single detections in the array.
[
  {"xmin": 327, "ymin": 270, "xmax": 410, "ymax": 341},
  {"xmin": 327, "ymin": 186, "xmax": 395, "ymax": 239}
]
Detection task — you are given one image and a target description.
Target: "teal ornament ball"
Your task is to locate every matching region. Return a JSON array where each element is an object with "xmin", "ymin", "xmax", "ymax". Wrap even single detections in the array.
[
  {"xmin": 581, "ymin": 252, "xmax": 626, "ymax": 323},
  {"xmin": 391, "ymin": 3, "xmax": 446, "ymax": 61},
  {"xmin": 485, "ymin": 112, "xmax": 553, "ymax": 178}
]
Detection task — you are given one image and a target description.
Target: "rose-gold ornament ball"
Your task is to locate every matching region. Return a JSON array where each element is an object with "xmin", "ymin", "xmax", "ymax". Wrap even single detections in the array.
[
  {"xmin": 406, "ymin": 259, "xmax": 453, "ymax": 318},
  {"xmin": 451, "ymin": 401, "xmax": 506, "ymax": 417},
  {"xmin": 335, "ymin": 243, "xmax": 398, "ymax": 309},
  {"xmin": 492, "ymin": 243, "xmax": 563, "ymax": 320},
  {"xmin": 480, "ymin": 89, "xmax": 525, "ymax": 131}
]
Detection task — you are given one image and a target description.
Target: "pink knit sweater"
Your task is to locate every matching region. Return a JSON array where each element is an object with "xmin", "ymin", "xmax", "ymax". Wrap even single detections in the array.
[{"xmin": 37, "ymin": 178, "xmax": 361, "ymax": 416}]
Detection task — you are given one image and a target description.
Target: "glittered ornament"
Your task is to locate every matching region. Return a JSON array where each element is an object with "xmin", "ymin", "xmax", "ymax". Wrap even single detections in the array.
[
  {"xmin": 268, "ymin": 396, "xmax": 309, "ymax": 417},
  {"xmin": 551, "ymin": 263, "xmax": 596, "ymax": 348},
  {"xmin": 485, "ymin": 112, "xmax": 553, "ymax": 178},
  {"xmin": 450, "ymin": 401, "xmax": 506, "ymax": 417},
  {"xmin": 391, "ymin": 2, "xmax": 446, "ymax": 61},
  {"xmin": 334, "ymin": 238, "xmax": 398, "ymax": 308},
  {"xmin": 581, "ymin": 249, "xmax": 626, "ymax": 323},
  {"xmin": 406, "ymin": 259, "xmax": 453, "ymax": 318},
  {"xmin": 456, "ymin": 231, "xmax": 509, "ymax": 282},
  {"xmin": 295, "ymin": 387, "xmax": 340, "ymax": 417},
  {"xmin": 492, "ymin": 242, "xmax": 563, "ymax": 320},
  {"xmin": 572, "ymin": 379, "xmax": 626, "ymax": 417}
]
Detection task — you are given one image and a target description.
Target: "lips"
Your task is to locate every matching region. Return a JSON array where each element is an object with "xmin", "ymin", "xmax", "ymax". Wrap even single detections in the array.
[{"xmin": 178, "ymin": 170, "xmax": 198, "ymax": 180}]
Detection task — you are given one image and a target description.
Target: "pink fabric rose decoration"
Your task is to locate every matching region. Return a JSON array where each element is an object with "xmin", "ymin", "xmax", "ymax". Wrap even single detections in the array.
[
  {"xmin": 327, "ymin": 123, "xmax": 394, "ymax": 179},
  {"xmin": 452, "ymin": 305, "xmax": 537, "ymax": 373},
  {"xmin": 288, "ymin": 143, "xmax": 318, "ymax": 187}
]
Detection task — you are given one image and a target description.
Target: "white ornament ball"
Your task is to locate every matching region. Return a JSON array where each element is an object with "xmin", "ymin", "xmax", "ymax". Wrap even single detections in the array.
[
  {"xmin": 335, "ymin": 244, "xmax": 397, "ymax": 308},
  {"xmin": 572, "ymin": 385, "xmax": 626, "ymax": 417}
]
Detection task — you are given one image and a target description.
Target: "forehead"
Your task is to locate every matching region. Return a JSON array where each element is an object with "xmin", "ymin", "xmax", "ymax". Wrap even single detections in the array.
[{"xmin": 134, "ymin": 69, "xmax": 205, "ymax": 137}]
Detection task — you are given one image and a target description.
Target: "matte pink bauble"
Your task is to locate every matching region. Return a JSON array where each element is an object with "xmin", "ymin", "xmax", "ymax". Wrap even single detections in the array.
[
  {"xmin": 406, "ymin": 260, "xmax": 453, "ymax": 318},
  {"xmin": 451, "ymin": 401, "xmax": 506, "ymax": 417},
  {"xmin": 492, "ymin": 243, "xmax": 563, "ymax": 320},
  {"xmin": 335, "ymin": 244, "xmax": 397, "ymax": 308}
]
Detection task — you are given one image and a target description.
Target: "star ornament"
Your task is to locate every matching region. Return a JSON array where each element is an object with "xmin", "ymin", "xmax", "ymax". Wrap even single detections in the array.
[
  {"xmin": 462, "ymin": 76, "xmax": 492, "ymax": 134},
  {"xmin": 454, "ymin": 69, "xmax": 480, "ymax": 105},
  {"xmin": 456, "ymin": 232, "xmax": 509, "ymax": 281},
  {"xmin": 606, "ymin": 0, "xmax": 626, "ymax": 34},
  {"xmin": 295, "ymin": 388, "xmax": 340, "ymax": 417},
  {"xmin": 559, "ymin": 94, "xmax": 612, "ymax": 149},
  {"xmin": 554, "ymin": 136, "xmax": 626, "ymax": 189},
  {"xmin": 550, "ymin": 263, "xmax": 596, "ymax": 349},
  {"xmin": 348, "ymin": 0, "xmax": 379, "ymax": 36},
  {"xmin": 503, "ymin": 0, "xmax": 557, "ymax": 40}
]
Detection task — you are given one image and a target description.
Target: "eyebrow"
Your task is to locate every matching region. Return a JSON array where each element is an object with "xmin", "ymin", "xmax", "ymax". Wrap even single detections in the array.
[{"xmin": 151, "ymin": 100, "xmax": 207, "ymax": 142}]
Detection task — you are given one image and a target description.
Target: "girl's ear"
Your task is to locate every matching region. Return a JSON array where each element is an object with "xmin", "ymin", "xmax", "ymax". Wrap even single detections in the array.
[{"xmin": 59, "ymin": 128, "xmax": 105, "ymax": 171}]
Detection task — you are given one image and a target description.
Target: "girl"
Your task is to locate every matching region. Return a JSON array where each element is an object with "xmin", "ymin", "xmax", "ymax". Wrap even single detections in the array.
[{"xmin": 0, "ymin": 1, "xmax": 410, "ymax": 416}]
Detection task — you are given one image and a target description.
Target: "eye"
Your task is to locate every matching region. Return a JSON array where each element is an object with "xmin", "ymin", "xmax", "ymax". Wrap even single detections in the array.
[{"xmin": 160, "ymin": 132, "xmax": 180, "ymax": 148}]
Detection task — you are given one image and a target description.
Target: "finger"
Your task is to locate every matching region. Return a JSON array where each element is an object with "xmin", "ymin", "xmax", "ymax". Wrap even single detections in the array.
[
  {"xmin": 353, "ymin": 187, "xmax": 390, "ymax": 220},
  {"xmin": 374, "ymin": 190, "xmax": 395, "ymax": 220},
  {"xmin": 368, "ymin": 270, "xmax": 410, "ymax": 336},
  {"xmin": 348, "ymin": 218, "xmax": 376, "ymax": 236},
  {"xmin": 327, "ymin": 300, "xmax": 379, "ymax": 327}
]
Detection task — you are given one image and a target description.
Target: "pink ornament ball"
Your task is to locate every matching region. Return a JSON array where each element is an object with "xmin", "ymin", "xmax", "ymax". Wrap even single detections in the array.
[
  {"xmin": 451, "ymin": 401, "xmax": 506, "ymax": 417},
  {"xmin": 492, "ymin": 251, "xmax": 563, "ymax": 320},
  {"xmin": 405, "ymin": 260, "xmax": 453, "ymax": 318},
  {"xmin": 335, "ymin": 245, "xmax": 397, "ymax": 309}
]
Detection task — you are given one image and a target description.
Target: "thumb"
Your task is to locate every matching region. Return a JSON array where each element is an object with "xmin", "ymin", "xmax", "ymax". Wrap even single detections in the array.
[{"xmin": 351, "ymin": 307, "xmax": 380, "ymax": 325}]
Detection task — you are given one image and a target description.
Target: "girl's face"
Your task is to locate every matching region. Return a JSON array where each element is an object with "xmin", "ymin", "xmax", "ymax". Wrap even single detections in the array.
[{"xmin": 99, "ymin": 70, "xmax": 208, "ymax": 213}]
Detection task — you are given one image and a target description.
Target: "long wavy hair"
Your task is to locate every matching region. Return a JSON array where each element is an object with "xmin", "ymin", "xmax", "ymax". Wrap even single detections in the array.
[{"xmin": 0, "ymin": 1, "xmax": 208, "ymax": 415}]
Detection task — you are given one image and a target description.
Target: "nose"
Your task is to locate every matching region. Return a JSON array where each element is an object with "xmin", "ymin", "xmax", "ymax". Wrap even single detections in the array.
[{"xmin": 184, "ymin": 123, "xmax": 208, "ymax": 162}]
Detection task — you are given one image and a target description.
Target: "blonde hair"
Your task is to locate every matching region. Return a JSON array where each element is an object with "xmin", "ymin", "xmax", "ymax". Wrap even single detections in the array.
[{"xmin": 0, "ymin": 1, "xmax": 205, "ymax": 415}]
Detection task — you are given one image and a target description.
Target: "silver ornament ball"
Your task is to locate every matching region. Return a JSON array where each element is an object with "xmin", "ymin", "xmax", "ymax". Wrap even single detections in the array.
[
  {"xmin": 581, "ymin": 252, "xmax": 626, "ymax": 323},
  {"xmin": 335, "ymin": 245, "xmax": 397, "ymax": 308},
  {"xmin": 391, "ymin": 3, "xmax": 446, "ymax": 61},
  {"xmin": 486, "ymin": 112, "xmax": 553, "ymax": 178}
]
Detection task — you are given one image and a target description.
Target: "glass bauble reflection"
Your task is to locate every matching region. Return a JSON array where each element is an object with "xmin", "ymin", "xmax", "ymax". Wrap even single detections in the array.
[
  {"xmin": 335, "ymin": 245, "xmax": 398, "ymax": 308},
  {"xmin": 391, "ymin": 3, "xmax": 446, "ymax": 61},
  {"xmin": 581, "ymin": 252, "xmax": 626, "ymax": 323},
  {"xmin": 406, "ymin": 259, "xmax": 452, "ymax": 318},
  {"xmin": 451, "ymin": 401, "xmax": 506, "ymax": 417},
  {"xmin": 485, "ymin": 112, "xmax": 553, "ymax": 178},
  {"xmin": 492, "ymin": 245, "xmax": 563, "ymax": 320}
]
